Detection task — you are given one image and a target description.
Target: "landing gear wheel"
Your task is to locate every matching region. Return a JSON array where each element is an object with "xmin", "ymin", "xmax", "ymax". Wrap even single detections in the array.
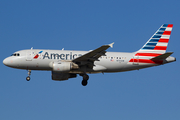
[
  {"xmin": 82, "ymin": 80, "xmax": 88, "ymax": 86},
  {"xmin": 26, "ymin": 70, "xmax": 31, "ymax": 81},
  {"xmin": 80, "ymin": 74, "xmax": 89, "ymax": 86},
  {"xmin": 26, "ymin": 76, "xmax": 30, "ymax": 81}
]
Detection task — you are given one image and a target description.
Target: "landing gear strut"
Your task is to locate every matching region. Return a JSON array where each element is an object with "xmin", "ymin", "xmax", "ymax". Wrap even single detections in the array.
[
  {"xmin": 80, "ymin": 74, "xmax": 89, "ymax": 86},
  {"xmin": 26, "ymin": 70, "xmax": 31, "ymax": 81}
]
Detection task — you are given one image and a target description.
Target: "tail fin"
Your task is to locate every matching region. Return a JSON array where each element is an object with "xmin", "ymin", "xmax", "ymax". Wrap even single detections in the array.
[
  {"xmin": 137, "ymin": 24, "xmax": 173, "ymax": 54},
  {"xmin": 129, "ymin": 24, "xmax": 173, "ymax": 65}
]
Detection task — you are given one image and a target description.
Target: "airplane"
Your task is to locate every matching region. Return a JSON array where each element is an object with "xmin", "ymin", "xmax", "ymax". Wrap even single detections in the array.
[{"xmin": 3, "ymin": 24, "xmax": 176, "ymax": 86}]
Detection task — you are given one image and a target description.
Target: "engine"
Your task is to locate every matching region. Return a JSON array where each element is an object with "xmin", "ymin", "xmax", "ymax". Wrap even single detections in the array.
[
  {"xmin": 52, "ymin": 71, "xmax": 77, "ymax": 81},
  {"xmin": 51, "ymin": 61, "xmax": 79, "ymax": 81}
]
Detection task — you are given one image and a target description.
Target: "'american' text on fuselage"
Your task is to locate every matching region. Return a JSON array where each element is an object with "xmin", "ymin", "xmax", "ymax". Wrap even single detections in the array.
[{"xmin": 43, "ymin": 52, "xmax": 82, "ymax": 60}]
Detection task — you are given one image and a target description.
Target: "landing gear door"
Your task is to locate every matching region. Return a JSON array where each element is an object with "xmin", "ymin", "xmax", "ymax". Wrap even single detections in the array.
[
  {"xmin": 133, "ymin": 55, "xmax": 139, "ymax": 65},
  {"xmin": 26, "ymin": 50, "xmax": 32, "ymax": 61}
]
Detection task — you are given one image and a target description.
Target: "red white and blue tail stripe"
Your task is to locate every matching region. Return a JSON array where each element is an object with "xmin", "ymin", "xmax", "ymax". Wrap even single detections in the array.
[
  {"xmin": 129, "ymin": 24, "xmax": 173, "ymax": 64},
  {"xmin": 138, "ymin": 24, "xmax": 173, "ymax": 54}
]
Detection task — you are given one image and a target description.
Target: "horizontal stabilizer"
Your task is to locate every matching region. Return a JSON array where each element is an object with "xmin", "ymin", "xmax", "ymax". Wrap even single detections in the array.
[{"xmin": 151, "ymin": 52, "xmax": 173, "ymax": 60}]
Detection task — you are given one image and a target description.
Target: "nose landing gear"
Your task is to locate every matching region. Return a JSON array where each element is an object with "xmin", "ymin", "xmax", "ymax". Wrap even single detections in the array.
[{"xmin": 26, "ymin": 70, "xmax": 31, "ymax": 81}]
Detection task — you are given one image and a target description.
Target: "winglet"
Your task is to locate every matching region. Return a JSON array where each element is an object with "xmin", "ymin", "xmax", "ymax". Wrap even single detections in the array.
[{"xmin": 109, "ymin": 42, "xmax": 114, "ymax": 48}]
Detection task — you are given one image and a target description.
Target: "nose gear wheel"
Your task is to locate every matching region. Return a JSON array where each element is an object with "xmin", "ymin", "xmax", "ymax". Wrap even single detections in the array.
[{"xmin": 26, "ymin": 70, "xmax": 31, "ymax": 81}]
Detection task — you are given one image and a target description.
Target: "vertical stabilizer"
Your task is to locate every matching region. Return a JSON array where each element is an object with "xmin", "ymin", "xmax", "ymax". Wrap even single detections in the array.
[
  {"xmin": 129, "ymin": 24, "xmax": 173, "ymax": 65},
  {"xmin": 137, "ymin": 24, "xmax": 173, "ymax": 54}
]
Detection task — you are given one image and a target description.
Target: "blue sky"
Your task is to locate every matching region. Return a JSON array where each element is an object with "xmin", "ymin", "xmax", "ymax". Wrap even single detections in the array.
[{"xmin": 0, "ymin": 0, "xmax": 179, "ymax": 120}]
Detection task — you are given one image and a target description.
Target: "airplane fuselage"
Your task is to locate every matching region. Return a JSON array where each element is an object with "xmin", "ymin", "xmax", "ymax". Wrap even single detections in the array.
[{"xmin": 3, "ymin": 49, "xmax": 175, "ymax": 74}]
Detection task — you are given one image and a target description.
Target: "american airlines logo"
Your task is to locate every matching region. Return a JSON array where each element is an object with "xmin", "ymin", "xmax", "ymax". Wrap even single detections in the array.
[
  {"xmin": 33, "ymin": 51, "xmax": 43, "ymax": 59},
  {"xmin": 42, "ymin": 52, "xmax": 82, "ymax": 60}
]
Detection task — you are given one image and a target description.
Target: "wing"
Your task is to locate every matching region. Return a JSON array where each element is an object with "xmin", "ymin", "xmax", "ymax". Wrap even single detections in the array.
[{"xmin": 72, "ymin": 42, "xmax": 114, "ymax": 68}]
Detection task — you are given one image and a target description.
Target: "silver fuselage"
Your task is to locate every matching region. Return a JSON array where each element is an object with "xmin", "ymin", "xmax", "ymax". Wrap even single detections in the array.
[{"xmin": 3, "ymin": 49, "xmax": 176, "ymax": 74}]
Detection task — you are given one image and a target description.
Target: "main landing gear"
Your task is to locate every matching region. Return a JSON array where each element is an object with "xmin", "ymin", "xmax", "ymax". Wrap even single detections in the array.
[
  {"xmin": 26, "ymin": 70, "xmax": 31, "ymax": 81},
  {"xmin": 80, "ymin": 74, "xmax": 89, "ymax": 86}
]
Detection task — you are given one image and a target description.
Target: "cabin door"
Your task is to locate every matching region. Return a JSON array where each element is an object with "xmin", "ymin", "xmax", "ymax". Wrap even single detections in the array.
[
  {"xmin": 26, "ymin": 50, "xmax": 33, "ymax": 61},
  {"xmin": 133, "ymin": 56, "xmax": 139, "ymax": 65}
]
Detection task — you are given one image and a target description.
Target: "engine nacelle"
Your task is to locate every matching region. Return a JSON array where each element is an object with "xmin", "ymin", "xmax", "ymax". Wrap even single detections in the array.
[
  {"xmin": 53, "ymin": 61, "xmax": 72, "ymax": 72},
  {"xmin": 52, "ymin": 71, "xmax": 77, "ymax": 81}
]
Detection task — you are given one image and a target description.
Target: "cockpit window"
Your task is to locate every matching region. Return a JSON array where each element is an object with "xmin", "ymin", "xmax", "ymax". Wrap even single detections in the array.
[{"xmin": 11, "ymin": 53, "xmax": 20, "ymax": 56}]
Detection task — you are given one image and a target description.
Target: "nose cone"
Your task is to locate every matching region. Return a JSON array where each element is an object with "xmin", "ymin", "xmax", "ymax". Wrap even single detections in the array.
[
  {"xmin": 3, "ymin": 58, "xmax": 9, "ymax": 66},
  {"xmin": 3, "ymin": 57, "xmax": 13, "ymax": 67}
]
